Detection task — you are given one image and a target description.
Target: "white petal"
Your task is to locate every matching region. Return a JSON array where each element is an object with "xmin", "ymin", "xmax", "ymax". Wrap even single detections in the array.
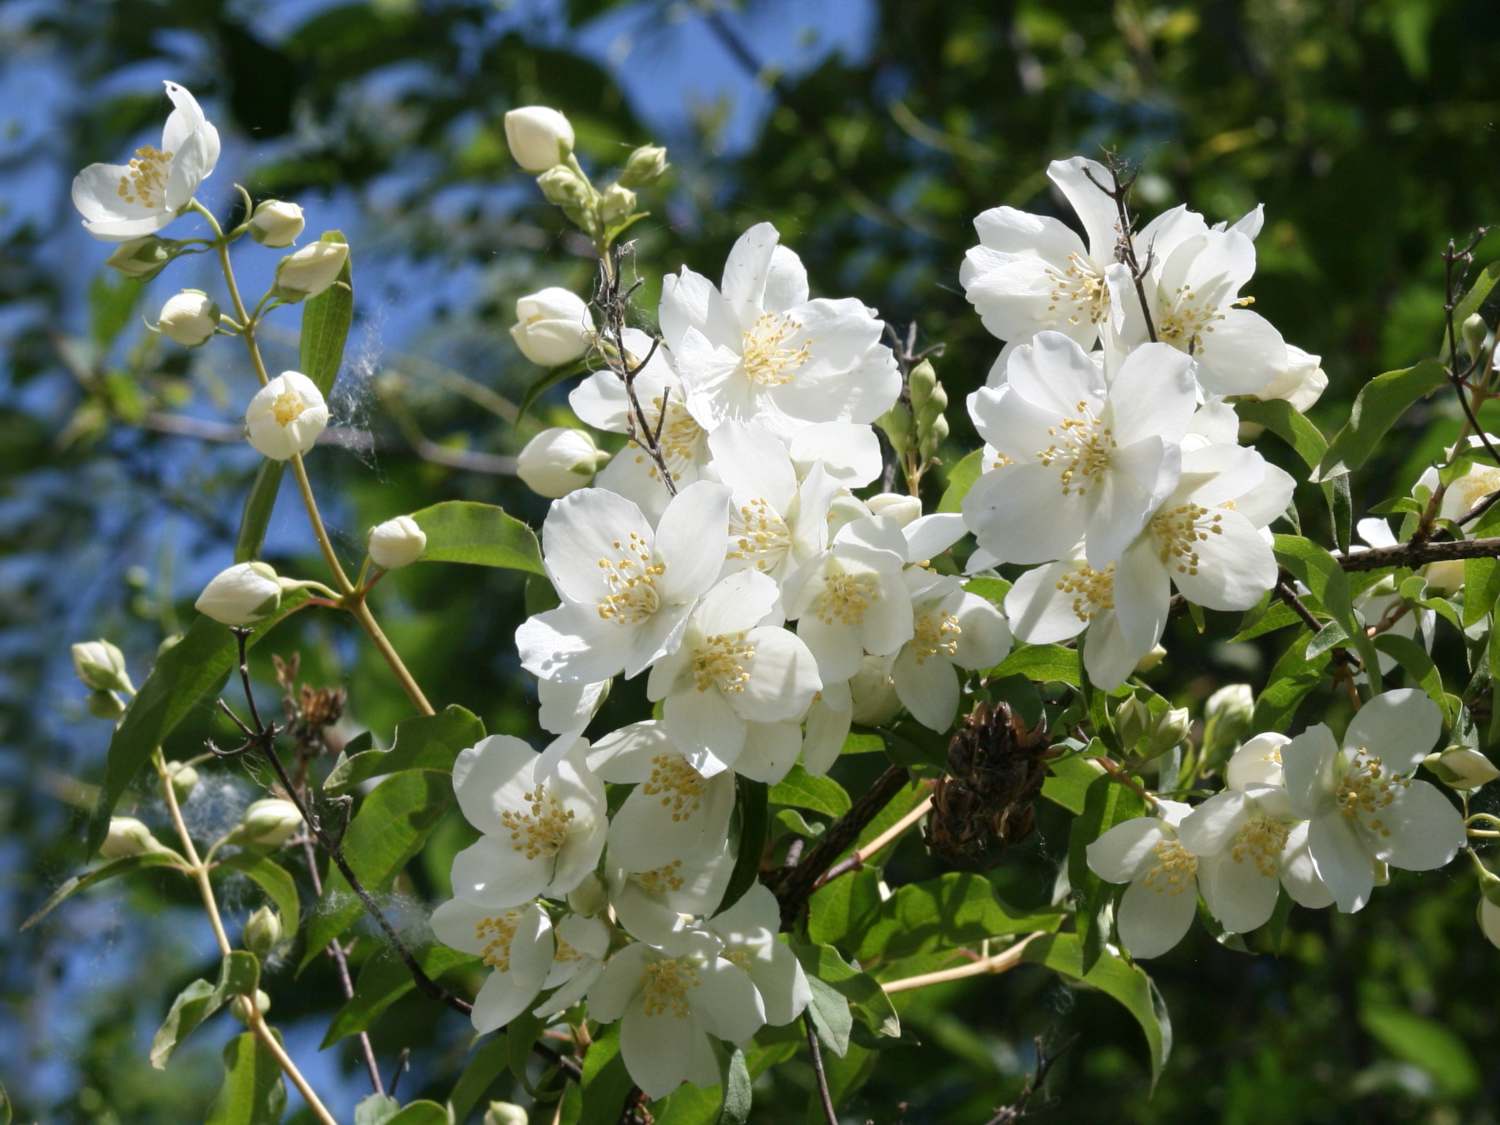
[
  {"xmin": 1370, "ymin": 779, "xmax": 1464, "ymax": 871},
  {"xmin": 1004, "ymin": 560, "xmax": 1091, "ymax": 645},
  {"xmin": 735, "ymin": 626, "xmax": 821, "ymax": 721},
  {"xmin": 801, "ymin": 689, "xmax": 852, "ymax": 776},
  {"xmin": 1197, "ymin": 851, "xmax": 1280, "ymax": 935},
  {"xmin": 720, "ymin": 222, "xmax": 781, "ymax": 330},
  {"xmin": 589, "ymin": 720, "xmax": 677, "ymax": 782},
  {"xmin": 517, "ymin": 603, "xmax": 628, "ymax": 684},
  {"xmin": 453, "ymin": 735, "xmax": 538, "ymax": 836},
  {"xmin": 654, "ymin": 481, "xmax": 732, "ymax": 603},
  {"xmin": 1112, "ymin": 536, "xmax": 1172, "ymax": 657},
  {"xmin": 1085, "ymin": 435, "xmax": 1177, "ymax": 568},
  {"xmin": 450, "ymin": 835, "xmax": 551, "ymax": 909},
  {"xmin": 1106, "ymin": 343, "xmax": 1198, "ymax": 448},
  {"xmin": 1197, "ymin": 308, "xmax": 1286, "ymax": 397},
  {"xmin": 951, "ymin": 592, "xmax": 1011, "ymax": 669},
  {"xmin": 1177, "ymin": 790, "xmax": 1250, "ymax": 857},
  {"xmin": 588, "ymin": 944, "xmax": 652, "ymax": 1021},
  {"xmin": 608, "ymin": 767, "xmax": 736, "ymax": 873},
  {"xmin": 689, "ymin": 957, "xmax": 766, "ymax": 1043},
  {"xmin": 1006, "ymin": 331, "xmax": 1108, "ymax": 418},
  {"xmin": 471, "ymin": 904, "xmax": 554, "ymax": 1032},
  {"xmin": 708, "ymin": 421, "xmax": 797, "ymax": 514},
  {"xmin": 664, "ymin": 689, "xmax": 747, "ymax": 769},
  {"xmin": 695, "ymin": 570, "xmax": 782, "ymax": 635},
  {"xmin": 963, "ymin": 463, "xmax": 1089, "ymax": 565},
  {"xmin": 1080, "ymin": 609, "xmax": 1140, "ymax": 691},
  {"xmin": 1086, "ymin": 816, "xmax": 1168, "ymax": 883},
  {"xmin": 1308, "ymin": 811, "xmax": 1375, "ymax": 913},
  {"xmin": 1343, "ymin": 688, "xmax": 1441, "ymax": 776},
  {"xmin": 892, "ymin": 645, "xmax": 961, "ymax": 732},
  {"xmin": 747, "ymin": 941, "xmax": 812, "ymax": 1026},
  {"xmin": 1047, "ymin": 156, "xmax": 1120, "ymax": 263},
  {"xmin": 621, "ymin": 1005, "xmax": 716, "ymax": 1099},
  {"xmin": 1169, "ymin": 510, "xmax": 1278, "ymax": 611},
  {"xmin": 788, "ymin": 422, "xmax": 882, "ymax": 487},
  {"xmin": 796, "ymin": 613, "xmax": 864, "ymax": 682},
  {"xmin": 733, "ymin": 721, "xmax": 804, "ymax": 784},
  {"xmin": 903, "ymin": 514, "xmax": 968, "ymax": 564},
  {"xmin": 1281, "ymin": 725, "xmax": 1341, "ymax": 818},
  {"xmin": 1226, "ymin": 733, "xmax": 1289, "ymax": 791},
  {"xmin": 543, "ymin": 488, "xmax": 654, "ymax": 606},
  {"xmin": 1117, "ymin": 874, "xmax": 1198, "ymax": 958},
  {"xmin": 1279, "ymin": 820, "xmax": 1334, "ymax": 908}
]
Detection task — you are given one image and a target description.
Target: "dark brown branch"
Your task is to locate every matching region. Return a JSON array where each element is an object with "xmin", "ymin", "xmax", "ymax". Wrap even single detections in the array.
[
  {"xmin": 1082, "ymin": 157, "xmax": 1157, "ymax": 343},
  {"xmin": 1338, "ymin": 535, "xmax": 1500, "ymax": 572},
  {"xmin": 804, "ymin": 1012, "xmax": 839, "ymax": 1125}
]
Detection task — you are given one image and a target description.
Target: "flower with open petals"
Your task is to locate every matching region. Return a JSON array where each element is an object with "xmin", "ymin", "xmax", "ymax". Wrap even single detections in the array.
[
  {"xmin": 72, "ymin": 82, "xmax": 220, "ymax": 242},
  {"xmin": 892, "ymin": 571, "xmax": 1010, "ymax": 731},
  {"xmin": 703, "ymin": 883, "xmax": 811, "ymax": 1027},
  {"xmin": 245, "ymin": 371, "xmax": 329, "ymax": 460},
  {"xmin": 431, "ymin": 899, "xmax": 555, "ymax": 1032},
  {"xmin": 1085, "ymin": 801, "xmax": 1200, "ymax": 958}
]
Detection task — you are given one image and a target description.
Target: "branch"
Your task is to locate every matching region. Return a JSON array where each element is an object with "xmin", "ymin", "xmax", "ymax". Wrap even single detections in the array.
[
  {"xmin": 1082, "ymin": 156, "xmax": 1157, "ymax": 343},
  {"xmin": 1338, "ymin": 535, "xmax": 1500, "ymax": 572},
  {"xmin": 804, "ymin": 1012, "xmax": 839, "ymax": 1125}
]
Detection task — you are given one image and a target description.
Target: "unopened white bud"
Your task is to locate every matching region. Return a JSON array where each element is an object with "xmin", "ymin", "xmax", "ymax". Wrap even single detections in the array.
[
  {"xmin": 368, "ymin": 515, "xmax": 427, "ymax": 570},
  {"xmin": 157, "ymin": 289, "xmax": 220, "ymax": 347},
  {"xmin": 235, "ymin": 798, "xmax": 303, "ymax": 847},
  {"xmin": 101, "ymin": 816, "xmax": 166, "ymax": 860},
  {"xmin": 865, "ymin": 493, "xmax": 922, "ymax": 528},
  {"xmin": 566, "ymin": 872, "xmax": 609, "ymax": 917},
  {"xmin": 195, "ymin": 562, "xmax": 282, "ymax": 626},
  {"xmin": 517, "ymin": 428, "xmax": 604, "ymax": 498},
  {"xmin": 483, "ymin": 1103, "xmax": 529, "ymax": 1125},
  {"xmin": 510, "ymin": 288, "xmax": 593, "ymax": 367},
  {"xmin": 166, "ymin": 761, "xmax": 199, "ymax": 801},
  {"xmin": 250, "ymin": 200, "xmax": 305, "ymax": 248},
  {"xmin": 243, "ymin": 906, "xmax": 283, "ymax": 957},
  {"xmin": 273, "ymin": 238, "xmax": 348, "ymax": 301},
  {"xmin": 245, "ymin": 371, "xmax": 329, "ymax": 460},
  {"xmin": 72, "ymin": 639, "xmax": 132, "ymax": 694},
  {"xmin": 87, "ymin": 690, "xmax": 127, "ymax": 720},
  {"xmin": 106, "ymin": 235, "xmax": 177, "ymax": 279},
  {"xmin": 505, "ymin": 106, "xmax": 575, "ymax": 172},
  {"xmin": 618, "ymin": 145, "xmax": 669, "ymax": 188},
  {"xmin": 1424, "ymin": 747, "xmax": 1500, "ymax": 790},
  {"xmin": 597, "ymin": 183, "xmax": 636, "ymax": 226},
  {"xmin": 1205, "ymin": 683, "xmax": 1253, "ymax": 727}
]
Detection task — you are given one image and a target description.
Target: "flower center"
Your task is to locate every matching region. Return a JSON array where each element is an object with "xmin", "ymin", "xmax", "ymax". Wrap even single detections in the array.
[
  {"xmin": 911, "ymin": 610, "xmax": 961, "ymax": 665},
  {"xmin": 1148, "ymin": 502, "xmax": 1224, "ymax": 577},
  {"xmin": 1141, "ymin": 839, "xmax": 1198, "ymax": 895},
  {"xmin": 1045, "ymin": 252, "xmax": 1110, "ymax": 327},
  {"xmin": 723, "ymin": 948, "xmax": 753, "ymax": 971},
  {"xmin": 1229, "ymin": 815, "xmax": 1291, "ymax": 878},
  {"xmin": 500, "ymin": 784, "xmax": 576, "ymax": 859},
  {"xmin": 474, "ymin": 911, "xmax": 520, "ymax": 971},
  {"xmin": 1036, "ymin": 402, "xmax": 1115, "ymax": 496},
  {"xmin": 596, "ymin": 532, "xmax": 664, "ymax": 625},
  {"xmin": 1054, "ymin": 561, "xmax": 1115, "ymax": 622},
  {"xmin": 642, "ymin": 753, "xmax": 706, "ymax": 821},
  {"xmin": 1157, "ymin": 285, "xmax": 1227, "ymax": 353},
  {"xmin": 271, "ymin": 389, "xmax": 309, "ymax": 428},
  {"xmin": 741, "ymin": 312, "xmax": 811, "ymax": 387},
  {"xmin": 631, "ymin": 394, "xmax": 706, "ymax": 484},
  {"xmin": 633, "ymin": 859, "xmax": 686, "ymax": 895},
  {"xmin": 812, "ymin": 567, "xmax": 879, "ymax": 626},
  {"xmin": 641, "ymin": 956, "xmax": 700, "ymax": 1018},
  {"xmin": 728, "ymin": 497, "xmax": 792, "ymax": 572},
  {"xmin": 693, "ymin": 632, "xmax": 754, "ymax": 695},
  {"xmin": 553, "ymin": 935, "xmax": 583, "ymax": 964},
  {"xmin": 116, "ymin": 145, "xmax": 173, "ymax": 210},
  {"xmin": 1336, "ymin": 747, "xmax": 1409, "ymax": 838}
]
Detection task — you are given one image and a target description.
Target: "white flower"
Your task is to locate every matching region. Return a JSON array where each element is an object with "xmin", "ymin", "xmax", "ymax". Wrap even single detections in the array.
[
  {"xmin": 273, "ymin": 239, "xmax": 349, "ymax": 301},
  {"xmin": 156, "ymin": 289, "xmax": 219, "ymax": 346},
  {"xmin": 533, "ymin": 912, "xmax": 614, "ymax": 1018},
  {"xmin": 606, "ymin": 837, "xmax": 736, "ymax": 947},
  {"xmin": 431, "ymin": 899, "xmax": 555, "ymax": 1032},
  {"xmin": 249, "ymin": 200, "xmax": 305, "ymax": 248},
  {"xmin": 801, "ymin": 679, "xmax": 853, "ymax": 776},
  {"xmin": 645, "ymin": 571, "xmax": 822, "ymax": 776},
  {"xmin": 245, "ymin": 371, "xmax": 329, "ymax": 460},
  {"xmin": 505, "ymin": 106, "xmax": 576, "ymax": 172},
  {"xmin": 1085, "ymin": 801, "xmax": 1201, "ymax": 958},
  {"xmin": 367, "ymin": 515, "xmax": 426, "ymax": 570},
  {"xmin": 571, "ymin": 330, "xmax": 706, "ymax": 520},
  {"xmin": 1253, "ymin": 343, "xmax": 1328, "ymax": 412},
  {"xmin": 663, "ymin": 222, "xmax": 900, "ymax": 437},
  {"xmin": 518, "ymin": 482, "xmax": 730, "ymax": 683},
  {"xmin": 196, "ymin": 561, "xmax": 282, "ymax": 626},
  {"xmin": 589, "ymin": 721, "xmax": 737, "ymax": 870},
  {"xmin": 517, "ymin": 427, "xmax": 606, "ymax": 499},
  {"xmin": 785, "ymin": 518, "xmax": 913, "ymax": 682},
  {"xmin": 892, "ymin": 572, "xmax": 1011, "ymax": 731},
  {"xmin": 448, "ymin": 735, "xmax": 607, "ymax": 909},
  {"xmin": 703, "ymin": 884, "xmax": 811, "ymax": 1026},
  {"xmin": 511, "ymin": 287, "xmax": 594, "ymax": 367},
  {"xmin": 1282, "ymin": 690, "xmax": 1465, "ymax": 913},
  {"xmin": 849, "ymin": 652, "xmax": 902, "ymax": 725},
  {"xmin": 587, "ymin": 928, "xmax": 765, "ymax": 1099},
  {"xmin": 963, "ymin": 332, "xmax": 1197, "ymax": 568},
  {"xmin": 1003, "ymin": 550, "xmax": 1137, "ymax": 690},
  {"xmin": 537, "ymin": 677, "xmax": 609, "ymax": 736},
  {"xmin": 71, "ymin": 81, "xmax": 220, "ymax": 242}
]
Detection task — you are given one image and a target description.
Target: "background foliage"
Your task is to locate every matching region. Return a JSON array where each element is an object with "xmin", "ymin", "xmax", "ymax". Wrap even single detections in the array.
[{"xmin": 5, "ymin": 0, "xmax": 1500, "ymax": 1120}]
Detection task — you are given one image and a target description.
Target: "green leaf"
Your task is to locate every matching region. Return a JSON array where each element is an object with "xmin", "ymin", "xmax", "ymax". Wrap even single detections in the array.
[
  {"xmin": 354, "ymin": 1094, "xmax": 401, "ymax": 1125},
  {"xmin": 505, "ymin": 1010, "xmax": 546, "ymax": 1094},
  {"xmin": 1312, "ymin": 359, "xmax": 1447, "ymax": 481},
  {"xmin": 152, "ymin": 951, "xmax": 261, "ymax": 1069},
  {"xmin": 324, "ymin": 704, "xmax": 486, "ymax": 794},
  {"xmin": 716, "ymin": 1048, "xmax": 752, "ymax": 1125},
  {"xmin": 85, "ymin": 590, "xmax": 311, "ymax": 855},
  {"xmin": 385, "ymin": 1103, "xmax": 452, "ymax": 1125},
  {"xmin": 89, "ymin": 273, "xmax": 145, "ymax": 351},
  {"xmin": 1373, "ymin": 633, "xmax": 1455, "ymax": 723},
  {"xmin": 215, "ymin": 853, "xmax": 301, "ymax": 936},
  {"xmin": 1442, "ymin": 259, "xmax": 1500, "ymax": 360},
  {"xmin": 233, "ymin": 461, "xmax": 285, "ymax": 564},
  {"xmin": 299, "ymin": 230, "xmax": 354, "ymax": 396},
  {"xmin": 1040, "ymin": 748, "xmax": 1105, "ymax": 815},
  {"xmin": 1464, "ymin": 556, "xmax": 1500, "ymax": 628},
  {"xmin": 1273, "ymin": 534, "xmax": 1380, "ymax": 687},
  {"xmin": 936, "ymin": 448, "xmax": 982, "ymax": 513},
  {"xmin": 808, "ymin": 867, "xmax": 883, "ymax": 948},
  {"xmin": 852, "ymin": 872, "xmax": 1063, "ymax": 963},
  {"xmin": 1023, "ymin": 933, "xmax": 1172, "ymax": 1088},
  {"xmin": 447, "ymin": 1035, "xmax": 511, "ymax": 1124},
  {"xmin": 577, "ymin": 1024, "xmax": 633, "ymax": 1125},
  {"xmin": 768, "ymin": 765, "xmax": 850, "ymax": 819},
  {"xmin": 206, "ymin": 1033, "xmax": 286, "ymax": 1125},
  {"xmin": 804, "ymin": 974, "xmax": 854, "ymax": 1057},
  {"xmin": 1236, "ymin": 398, "xmax": 1329, "ymax": 468},
  {"xmin": 1253, "ymin": 629, "xmax": 1330, "ymax": 730},
  {"xmin": 720, "ymin": 777, "xmax": 769, "ymax": 914},
  {"xmin": 323, "ymin": 945, "xmax": 478, "ymax": 1047},
  {"xmin": 987, "ymin": 643, "xmax": 1081, "ymax": 686},
  {"xmin": 1069, "ymin": 774, "xmax": 1146, "ymax": 972},
  {"xmin": 408, "ymin": 500, "xmax": 544, "ymax": 574},
  {"xmin": 792, "ymin": 942, "xmax": 900, "ymax": 1039},
  {"xmin": 1229, "ymin": 598, "xmax": 1300, "ymax": 643},
  {"xmin": 21, "ymin": 851, "xmax": 182, "ymax": 931},
  {"xmin": 1361, "ymin": 1003, "xmax": 1481, "ymax": 1098},
  {"xmin": 301, "ymin": 771, "xmax": 455, "ymax": 968}
]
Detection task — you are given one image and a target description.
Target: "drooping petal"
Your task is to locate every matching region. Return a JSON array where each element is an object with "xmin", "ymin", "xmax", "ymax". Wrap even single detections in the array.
[
  {"xmin": 1279, "ymin": 820, "xmax": 1334, "ymax": 908},
  {"xmin": 1307, "ymin": 811, "xmax": 1375, "ymax": 913},
  {"xmin": 621, "ymin": 1005, "xmax": 717, "ymax": 1099},
  {"xmin": 951, "ymin": 592, "xmax": 1012, "ymax": 670},
  {"xmin": 470, "ymin": 904, "xmax": 554, "ymax": 1032},
  {"xmin": 1085, "ymin": 816, "xmax": 1168, "ymax": 883},
  {"xmin": 1112, "ymin": 536, "xmax": 1172, "ymax": 657},
  {"xmin": 689, "ymin": 958, "xmax": 767, "ymax": 1044},
  {"xmin": 1196, "ymin": 851, "xmax": 1280, "ymax": 935},
  {"xmin": 1342, "ymin": 688, "xmax": 1441, "ymax": 776},
  {"xmin": 1117, "ymin": 874, "xmax": 1198, "ymax": 958},
  {"xmin": 892, "ymin": 645, "xmax": 961, "ymax": 732},
  {"xmin": 588, "ymin": 944, "xmax": 652, "ymax": 1022},
  {"xmin": 1176, "ymin": 790, "xmax": 1250, "ymax": 857},
  {"xmin": 1168, "ymin": 509, "xmax": 1278, "ymax": 612},
  {"xmin": 734, "ymin": 626, "xmax": 822, "ymax": 722},
  {"xmin": 517, "ymin": 602, "xmax": 628, "ymax": 684},
  {"xmin": 1080, "ymin": 608, "xmax": 1140, "ymax": 691},
  {"xmin": 1280, "ymin": 725, "xmax": 1341, "ymax": 819},
  {"xmin": 733, "ymin": 721, "xmax": 804, "ymax": 784},
  {"xmin": 449, "ymin": 835, "xmax": 551, "ymax": 909}
]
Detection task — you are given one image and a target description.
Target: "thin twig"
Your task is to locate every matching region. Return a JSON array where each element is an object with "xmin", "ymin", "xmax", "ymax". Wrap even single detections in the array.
[
  {"xmin": 1082, "ymin": 157, "xmax": 1157, "ymax": 343},
  {"xmin": 1338, "ymin": 535, "xmax": 1500, "ymax": 572},
  {"xmin": 813, "ymin": 795, "xmax": 933, "ymax": 891},
  {"xmin": 983, "ymin": 1034, "xmax": 1076, "ymax": 1125},
  {"xmin": 804, "ymin": 1011, "xmax": 839, "ymax": 1125}
]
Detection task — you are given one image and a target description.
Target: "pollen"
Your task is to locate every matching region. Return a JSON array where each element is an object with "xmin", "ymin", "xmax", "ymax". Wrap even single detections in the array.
[
  {"xmin": 499, "ymin": 784, "xmax": 575, "ymax": 859},
  {"xmin": 1149, "ymin": 502, "xmax": 1224, "ymax": 577},
  {"xmin": 474, "ymin": 911, "xmax": 520, "ymax": 971},
  {"xmin": 642, "ymin": 753, "xmax": 707, "ymax": 821},
  {"xmin": 633, "ymin": 859, "xmax": 686, "ymax": 895},
  {"xmin": 727, "ymin": 497, "xmax": 792, "ymax": 571},
  {"xmin": 1044, "ymin": 252, "xmax": 1110, "ymax": 327},
  {"xmin": 812, "ymin": 566, "xmax": 879, "ymax": 626},
  {"xmin": 115, "ymin": 145, "xmax": 173, "ymax": 210},
  {"xmin": 1157, "ymin": 284, "xmax": 1226, "ymax": 353},
  {"xmin": 553, "ymin": 935, "xmax": 583, "ymax": 964},
  {"xmin": 693, "ymin": 632, "xmax": 755, "ymax": 695},
  {"xmin": 1036, "ymin": 403, "xmax": 1115, "ymax": 495},
  {"xmin": 641, "ymin": 956, "xmax": 700, "ymax": 1018},
  {"xmin": 1055, "ymin": 561, "xmax": 1115, "ymax": 622},
  {"xmin": 1141, "ymin": 839, "xmax": 1198, "ymax": 895},
  {"xmin": 270, "ymin": 389, "xmax": 309, "ymax": 428},
  {"xmin": 596, "ymin": 532, "xmax": 665, "ymax": 624},
  {"xmin": 632, "ymin": 393, "xmax": 706, "ymax": 484},
  {"xmin": 741, "ymin": 312, "xmax": 811, "ymax": 387},
  {"xmin": 1336, "ymin": 746, "xmax": 1409, "ymax": 838},
  {"xmin": 1230, "ymin": 815, "xmax": 1291, "ymax": 878},
  {"xmin": 911, "ymin": 610, "xmax": 961, "ymax": 665}
]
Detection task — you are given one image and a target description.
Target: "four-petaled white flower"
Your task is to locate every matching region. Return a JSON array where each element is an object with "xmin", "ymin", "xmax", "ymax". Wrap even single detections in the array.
[
  {"xmin": 703, "ymin": 883, "xmax": 812, "ymax": 1027},
  {"xmin": 72, "ymin": 81, "xmax": 220, "ymax": 242},
  {"xmin": 1085, "ymin": 801, "xmax": 1202, "ymax": 958},
  {"xmin": 891, "ymin": 571, "xmax": 1011, "ymax": 731},
  {"xmin": 516, "ymin": 482, "xmax": 730, "ymax": 683},
  {"xmin": 664, "ymin": 222, "xmax": 900, "ymax": 438},
  {"xmin": 448, "ymin": 735, "xmax": 607, "ymax": 909},
  {"xmin": 1282, "ymin": 689, "xmax": 1465, "ymax": 913},
  {"xmin": 430, "ymin": 898, "xmax": 554, "ymax": 1032}
]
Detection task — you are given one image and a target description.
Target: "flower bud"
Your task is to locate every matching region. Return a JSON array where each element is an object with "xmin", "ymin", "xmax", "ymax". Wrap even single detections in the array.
[
  {"xmin": 167, "ymin": 761, "xmax": 199, "ymax": 802},
  {"xmin": 483, "ymin": 1103, "xmax": 529, "ymax": 1125},
  {"xmin": 249, "ymin": 200, "xmax": 305, "ymax": 248},
  {"xmin": 273, "ymin": 238, "xmax": 348, "ymax": 301},
  {"xmin": 1116, "ymin": 697, "xmax": 1190, "ymax": 758},
  {"xmin": 156, "ymin": 289, "xmax": 220, "ymax": 347},
  {"xmin": 909, "ymin": 359, "xmax": 948, "ymax": 459},
  {"xmin": 517, "ymin": 428, "xmax": 605, "ymax": 498},
  {"xmin": 101, "ymin": 816, "xmax": 165, "ymax": 860},
  {"xmin": 618, "ymin": 145, "xmax": 669, "ymax": 188},
  {"xmin": 566, "ymin": 872, "xmax": 609, "ymax": 917},
  {"xmin": 1481, "ymin": 895, "xmax": 1500, "ymax": 950},
  {"xmin": 535, "ymin": 165, "xmax": 593, "ymax": 220},
  {"xmin": 243, "ymin": 906, "xmax": 283, "ymax": 957},
  {"xmin": 1424, "ymin": 559, "xmax": 1466, "ymax": 593},
  {"xmin": 72, "ymin": 639, "xmax": 132, "ymax": 694},
  {"xmin": 87, "ymin": 690, "xmax": 127, "ymax": 720},
  {"xmin": 1463, "ymin": 313, "xmax": 1489, "ymax": 360},
  {"xmin": 1114, "ymin": 696, "xmax": 1152, "ymax": 750},
  {"xmin": 368, "ymin": 515, "xmax": 427, "ymax": 570},
  {"xmin": 597, "ymin": 183, "xmax": 637, "ymax": 227},
  {"xmin": 106, "ymin": 235, "xmax": 178, "ymax": 280},
  {"xmin": 1424, "ymin": 746, "xmax": 1500, "ymax": 790},
  {"xmin": 245, "ymin": 371, "xmax": 329, "ymax": 460},
  {"xmin": 1202, "ymin": 683, "xmax": 1253, "ymax": 761},
  {"xmin": 196, "ymin": 562, "xmax": 282, "ymax": 626},
  {"xmin": 231, "ymin": 990, "xmax": 272, "ymax": 1023},
  {"xmin": 510, "ymin": 288, "xmax": 594, "ymax": 367},
  {"xmin": 235, "ymin": 798, "xmax": 303, "ymax": 847},
  {"xmin": 865, "ymin": 493, "xmax": 922, "ymax": 528},
  {"xmin": 505, "ymin": 106, "xmax": 576, "ymax": 172},
  {"xmin": 1252, "ymin": 344, "xmax": 1328, "ymax": 416}
]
